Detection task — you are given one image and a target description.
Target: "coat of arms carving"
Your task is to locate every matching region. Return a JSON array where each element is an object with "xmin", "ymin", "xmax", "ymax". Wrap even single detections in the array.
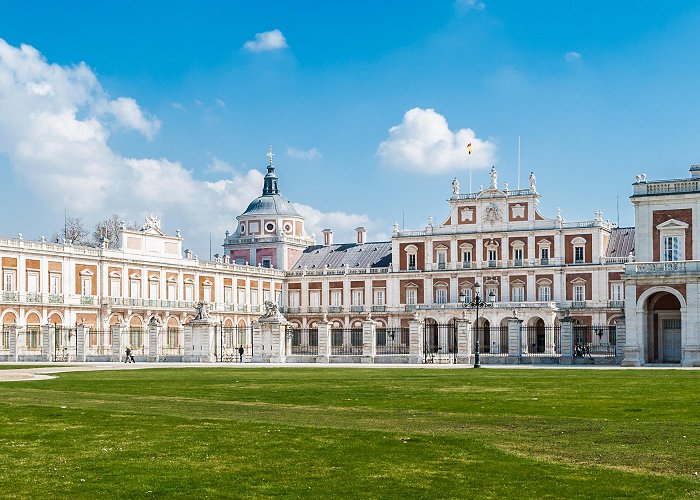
[{"xmin": 483, "ymin": 203, "xmax": 502, "ymax": 224}]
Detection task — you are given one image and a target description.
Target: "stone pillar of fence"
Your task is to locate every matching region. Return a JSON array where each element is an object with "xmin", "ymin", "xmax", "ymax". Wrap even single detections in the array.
[
  {"xmin": 256, "ymin": 316, "xmax": 287, "ymax": 363},
  {"xmin": 455, "ymin": 318, "xmax": 471, "ymax": 363},
  {"xmin": 75, "ymin": 324, "xmax": 88, "ymax": 362},
  {"xmin": 111, "ymin": 323, "xmax": 124, "ymax": 361},
  {"xmin": 362, "ymin": 318, "xmax": 376, "ymax": 363},
  {"xmin": 148, "ymin": 322, "xmax": 162, "ymax": 362},
  {"xmin": 317, "ymin": 320, "xmax": 330, "ymax": 363},
  {"xmin": 408, "ymin": 318, "xmax": 423, "ymax": 364},
  {"xmin": 184, "ymin": 319, "xmax": 216, "ymax": 363},
  {"xmin": 8, "ymin": 325, "xmax": 18, "ymax": 362},
  {"xmin": 508, "ymin": 317, "xmax": 522, "ymax": 362},
  {"xmin": 41, "ymin": 324, "xmax": 54, "ymax": 362},
  {"xmin": 615, "ymin": 316, "xmax": 626, "ymax": 358},
  {"xmin": 560, "ymin": 317, "xmax": 573, "ymax": 364}
]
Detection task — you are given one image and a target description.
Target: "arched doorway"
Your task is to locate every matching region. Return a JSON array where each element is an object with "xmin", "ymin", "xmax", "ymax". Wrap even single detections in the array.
[{"xmin": 644, "ymin": 291, "xmax": 682, "ymax": 364}]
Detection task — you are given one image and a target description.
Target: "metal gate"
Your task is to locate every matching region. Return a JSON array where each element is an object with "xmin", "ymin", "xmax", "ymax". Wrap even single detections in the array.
[
  {"xmin": 423, "ymin": 323, "xmax": 457, "ymax": 363},
  {"xmin": 217, "ymin": 325, "xmax": 253, "ymax": 362}
]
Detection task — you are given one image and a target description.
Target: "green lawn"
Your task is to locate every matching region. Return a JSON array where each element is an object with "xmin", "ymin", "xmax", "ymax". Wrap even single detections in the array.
[{"xmin": 0, "ymin": 368, "xmax": 699, "ymax": 498}]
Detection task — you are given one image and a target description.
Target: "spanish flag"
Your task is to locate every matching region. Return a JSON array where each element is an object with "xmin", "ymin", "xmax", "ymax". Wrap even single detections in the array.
[{"xmin": 467, "ymin": 142, "xmax": 472, "ymax": 155}]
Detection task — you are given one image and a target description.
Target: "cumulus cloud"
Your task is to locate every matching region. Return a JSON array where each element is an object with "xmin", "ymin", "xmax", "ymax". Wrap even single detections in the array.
[
  {"xmin": 0, "ymin": 38, "xmax": 381, "ymax": 255},
  {"xmin": 293, "ymin": 203, "xmax": 382, "ymax": 243},
  {"xmin": 243, "ymin": 29, "xmax": 288, "ymax": 53},
  {"xmin": 455, "ymin": 0, "xmax": 486, "ymax": 11},
  {"xmin": 287, "ymin": 146, "xmax": 322, "ymax": 160},
  {"xmin": 564, "ymin": 51, "xmax": 582, "ymax": 62},
  {"xmin": 377, "ymin": 107, "xmax": 496, "ymax": 173}
]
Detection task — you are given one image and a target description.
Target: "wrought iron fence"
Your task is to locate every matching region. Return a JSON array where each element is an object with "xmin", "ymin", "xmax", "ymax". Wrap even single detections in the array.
[
  {"xmin": 573, "ymin": 325, "xmax": 617, "ymax": 357},
  {"xmin": 218, "ymin": 325, "xmax": 253, "ymax": 362},
  {"xmin": 423, "ymin": 323, "xmax": 457, "ymax": 363},
  {"xmin": 480, "ymin": 325, "xmax": 509, "ymax": 356},
  {"xmin": 331, "ymin": 328, "xmax": 363, "ymax": 355},
  {"xmin": 522, "ymin": 325, "xmax": 561, "ymax": 356},
  {"xmin": 87, "ymin": 330, "xmax": 111, "ymax": 356},
  {"xmin": 376, "ymin": 327, "xmax": 409, "ymax": 355},
  {"xmin": 289, "ymin": 328, "xmax": 319, "ymax": 355},
  {"xmin": 161, "ymin": 327, "xmax": 184, "ymax": 356}
]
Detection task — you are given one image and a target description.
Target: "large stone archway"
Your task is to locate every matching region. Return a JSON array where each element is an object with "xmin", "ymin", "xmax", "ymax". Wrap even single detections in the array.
[{"xmin": 642, "ymin": 290, "xmax": 682, "ymax": 364}]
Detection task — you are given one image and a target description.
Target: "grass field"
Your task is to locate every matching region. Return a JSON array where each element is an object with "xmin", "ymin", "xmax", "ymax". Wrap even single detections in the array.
[{"xmin": 0, "ymin": 367, "xmax": 699, "ymax": 499}]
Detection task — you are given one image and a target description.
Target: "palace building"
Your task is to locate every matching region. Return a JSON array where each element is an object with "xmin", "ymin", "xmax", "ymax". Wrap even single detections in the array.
[{"xmin": 1, "ymin": 155, "xmax": 698, "ymax": 366}]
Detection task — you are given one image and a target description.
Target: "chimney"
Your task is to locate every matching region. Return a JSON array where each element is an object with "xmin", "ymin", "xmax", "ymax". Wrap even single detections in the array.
[
  {"xmin": 184, "ymin": 249, "xmax": 193, "ymax": 259},
  {"xmin": 355, "ymin": 227, "xmax": 367, "ymax": 245},
  {"xmin": 322, "ymin": 229, "xmax": 334, "ymax": 246}
]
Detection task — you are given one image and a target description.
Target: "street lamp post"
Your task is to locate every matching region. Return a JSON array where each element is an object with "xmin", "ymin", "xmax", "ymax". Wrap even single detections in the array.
[{"xmin": 461, "ymin": 282, "xmax": 495, "ymax": 368}]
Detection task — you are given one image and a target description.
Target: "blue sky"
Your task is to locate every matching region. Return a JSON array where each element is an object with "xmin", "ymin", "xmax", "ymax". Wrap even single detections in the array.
[{"xmin": 1, "ymin": 1, "xmax": 700, "ymax": 257}]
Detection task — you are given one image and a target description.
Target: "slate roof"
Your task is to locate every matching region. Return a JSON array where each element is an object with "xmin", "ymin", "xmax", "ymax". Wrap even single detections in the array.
[
  {"xmin": 606, "ymin": 227, "xmax": 635, "ymax": 257},
  {"xmin": 291, "ymin": 242, "xmax": 392, "ymax": 270},
  {"xmin": 241, "ymin": 194, "xmax": 301, "ymax": 217}
]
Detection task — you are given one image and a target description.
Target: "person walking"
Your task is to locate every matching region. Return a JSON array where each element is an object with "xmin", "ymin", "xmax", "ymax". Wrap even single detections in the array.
[
  {"xmin": 125, "ymin": 346, "xmax": 132, "ymax": 363},
  {"xmin": 238, "ymin": 345, "xmax": 244, "ymax": 363}
]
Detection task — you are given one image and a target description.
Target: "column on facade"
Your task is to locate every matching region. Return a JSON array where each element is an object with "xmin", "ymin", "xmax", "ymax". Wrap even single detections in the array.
[
  {"xmin": 527, "ymin": 233, "xmax": 536, "ymax": 266},
  {"xmin": 425, "ymin": 239, "xmax": 433, "ymax": 272},
  {"xmin": 526, "ymin": 273, "xmax": 536, "ymax": 303},
  {"xmin": 450, "ymin": 239, "xmax": 458, "ymax": 271},
  {"xmin": 364, "ymin": 280, "xmax": 372, "ymax": 313},
  {"xmin": 475, "ymin": 235, "xmax": 483, "ymax": 268},
  {"xmin": 300, "ymin": 280, "xmax": 309, "ymax": 312},
  {"xmin": 449, "ymin": 276, "xmax": 459, "ymax": 304},
  {"xmin": 501, "ymin": 275, "xmax": 510, "ymax": 304}
]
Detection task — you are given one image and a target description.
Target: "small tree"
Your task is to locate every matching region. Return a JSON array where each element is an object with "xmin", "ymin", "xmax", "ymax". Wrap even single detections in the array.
[
  {"xmin": 52, "ymin": 216, "xmax": 89, "ymax": 245},
  {"xmin": 93, "ymin": 214, "xmax": 123, "ymax": 249}
]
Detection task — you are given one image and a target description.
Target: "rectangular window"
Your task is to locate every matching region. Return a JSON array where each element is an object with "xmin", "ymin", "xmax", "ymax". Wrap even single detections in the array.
[
  {"xmin": 331, "ymin": 290, "xmax": 342, "ymax": 307},
  {"xmin": 27, "ymin": 273, "xmax": 38, "ymax": 294},
  {"xmin": 461, "ymin": 288, "xmax": 472, "ymax": 303},
  {"xmin": 512, "ymin": 286, "xmax": 524, "ymax": 302},
  {"xmin": 289, "ymin": 291, "xmax": 300, "ymax": 308},
  {"xmin": 263, "ymin": 290, "xmax": 271, "ymax": 303},
  {"xmin": 611, "ymin": 283, "xmax": 623, "ymax": 301},
  {"xmin": 184, "ymin": 284, "xmax": 194, "ymax": 302},
  {"xmin": 251, "ymin": 289, "xmax": 258, "ymax": 306},
  {"xmin": 203, "ymin": 286, "xmax": 212, "ymax": 303},
  {"xmin": 437, "ymin": 251, "xmax": 447, "ymax": 270},
  {"xmin": 261, "ymin": 257, "xmax": 272, "ymax": 268},
  {"xmin": 234, "ymin": 257, "xmax": 246, "ymax": 266},
  {"xmin": 224, "ymin": 286, "xmax": 232, "ymax": 304},
  {"xmin": 130, "ymin": 280, "xmax": 141, "ymax": 299},
  {"xmin": 149, "ymin": 282, "xmax": 159, "ymax": 299},
  {"xmin": 406, "ymin": 288, "xmax": 417, "ymax": 305},
  {"xmin": 487, "ymin": 249, "xmax": 497, "ymax": 267},
  {"xmin": 373, "ymin": 289, "xmax": 385, "ymax": 306},
  {"xmin": 408, "ymin": 254, "xmax": 416, "ymax": 271},
  {"xmin": 513, "ymin": 248, "xmax": 523, "ymax": 266},
  {"xmin": 663, "ymin": 236, "xmax": 681, "ymax": 262},
  {"xmin": 309, "ymin": 290, "xmax": 320, "ymax": 307},
  {"xmin": 538, "ymin": 286, "xmax": 551, "ymax": 302},
  {"xmin": 4, "ymin": 271, "xmax": 16, "ymax": 292},
  {"xmin": 540, "ymin": 247, "xmax": 550, "ymax": 262},
  {"xmin": 351, "ymin": 290, "xmax": 364, "ymax": 306},
  {"xmin": 167, "ymin": 283, "xmax": 177, "ymax": 301},
  {"xmin": 574, "ymin": 246, "xmax": 584, "ymax": 263},
  {"xmin": 237, "ymin": 287, "xmax": 246, "ymax": 305},
  {"xmin": 574, "ymin": 285, "xmax": 585, "ymax": 302},
  {"xmin": 81, "ymin": 277, "xmax": 91, "ymax": 297},
  {"xmin": 435, "ymin": 287, "xmax": 447, "ymax": 304},
  {"xmin": 110, "ymin": 278, "xmax": 121, "ymax": 297},
  {"xmin": 50, "ymin": 274, "xmax": 61, "ymax": 295},
  {"xmin": 486, "ymin": 287, "xmax": 498, "ymax": 302},
  {"xmin": 462, "ymin": 250, "xmax": 472, "ymax": 268}
]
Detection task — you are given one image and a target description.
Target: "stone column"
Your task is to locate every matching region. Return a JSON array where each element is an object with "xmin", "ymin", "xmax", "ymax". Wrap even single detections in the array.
[
  {"xmin": 408, "ymin": 318, "xmax": 423, "ymax": 364},
  {"xmin": 111, "ymin": 323, "xmax": 124, "ymax": 362},
  {"xmin": 317, "ymin": 320, "xmax": 330, "ymax": 363},
  {"xmin": 456, "ymin": 318, "xmax": 471, "ymax": 364},
  {"xmin": 8, "ymin": 325, "xmax": 18, "ymax": 362},
  {"xmin": 256, "ymin": 318, "xmax": 287, "ymax": 363},
  {"xmin": 508, "ymin": 317, "xmax": 522, "ymax": 362},
  {"xmin": 76, "ymin": 324, "xmax": 88, "ymax": 362},
  {"xmin": 615, "ymin": 316, "xmax": 626, "ymax": 358},
  {"xmin": 251, "ymin": 321, "xmax": 263, "ymax": 362},
  {"xmin": 148, "ymin": 323, "xmax": 162, "ymax": 362},
  {"xmin": 41, "ymin": 324, "xmax": 54, "ymax": 362},
  {"xmin": 560, "ymin": 317, "xmax": 573, "ymax": 365},
  {"xmin": 362, "ymin": 318, "xmax": 376, "ymax": 363}
]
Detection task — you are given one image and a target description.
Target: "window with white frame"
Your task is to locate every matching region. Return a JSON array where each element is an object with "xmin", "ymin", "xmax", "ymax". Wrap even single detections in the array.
[
  {"xmin": 50, "ymin": 273, "xmax": 61, "ymax": 295},
  {"xmin": 149, "ymin": 279, "xmax": 159, "ymax": 299},
  {"xmin": 434, "ymin": 284, "xmax": 448, "ymax": 304},
  {"xmin": 130, "ymin": 279, "xmax": 141, "ymax": 299},
  {"xmin": 571, "ymin": 237, "xmax": 586, "ymax": 264},
  {"xmin": 435, "ymin": 246, "xmax": 447, "ymax": 270},
  {"xmin": 574, "ymin": 284, "xmax": 585, "ymax": 302},
  {"xmin": 406, "ymin": 287, "xmax": 417, "ymax": 305},
  {"xmin": 657, "ymin": 219, "xmax": 688, "ymax": 262},
  {"xmin": 203, "ymin": 283, "xmax": 212, "ymax": 303},
  {"xmin": 331, "ymin": 290, "xmax": 342, "ymax": 307},
  {"xmin": 460, "ymin": 244, "xmax": 472, "ymax": 269},
  {"xmin": 250, "ymin": 289, "xmax": 258, "ymax": 306},
  {"xmin": 512, "ymin": 285, "xmax": 524, "ymax": 302},
  {"xmin": 351, "ymin": 289, "xmax": 364, "ymax": 306},
  {"xmin": 512, "ymin": 242, "xmax": 525, "ymax": 266},
  {"xmin": 167, "ymin": 282, "xmax": 177, "ymax": 301},
  {"xmin": 487, "ymin": 248, "xmax": 498, "ymax": 267},
  {"xmin": 81, "ymin": 277, "xmax": 92, "ymax": 297},
  {"xmin": 184, "ymin": 283, "xmax": 194, "ymax": 302},
  {"xmin": 461, "ymin": 287, "xmax": 472, "ymax": 303},
  {"xmin": 110, "ymin": 277, "xmax": 121, "ymax": 297},
  {"xmin": 486, "ymin": 286, "xmax": 498, "ymax": 302},
  {"xmin": 540, "ymin": 246, "xmax": 550, "ymax": 264},
  {"xmin": 27, "ymin": 272, "xmax": 38, "ymax": 295},
  {"xmin": 224, "ymin": 286, "xmax": 232, "ymax": 304},
  {"xmin": 405, "ymin": 245, "xmax": 418, "ymax": 271},
  {"xmin": 237, "ymin": 287, "xmax": 246, "ymax": 305},
  {"xmin": 3, "ymin": 270, "xmax": 16, "ymax": 292},
  {"xmin": 310, "ymin": 290, "xmax": 321, "ymax": 307},
  {"xmin": 263, "ymin": 290, "xmax": 271, "ymax": 303},
  {"xmin": 610, "ymin": 283, "xmax": 623, "ymax": 302},
  {"xmin": 373, "ymin": 288, "xmax": 385, "ymax": 306},
  {"xmin": 538, "ymin": 285, "xmax": 551, "ymax": 302},
  {"xmin": 289, "ymin": 291, "xmax": 300, "ymax": 308}
]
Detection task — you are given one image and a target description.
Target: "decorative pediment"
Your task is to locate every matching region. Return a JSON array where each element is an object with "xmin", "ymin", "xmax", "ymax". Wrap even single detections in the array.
[
  {"xmin": 108, "ymin": 271, "xmax": 121, "ymax": 278},
  {"xmin": 570, "ymin": 277, "xmax": 587, "ymax": 285},
  {"xmin": 536, "ymin": 278, "xmax": 553, "ymax": 286},
  {"xmin": 433, "ymin": 280, "xmax": 449, "ymax": 287},
  {"xmin": 510, "ymin": 240, "xmax": 525, "ymax": 248},
  {"xmin": 571, "ymin": 237, "xmax": 587, "ymax": 245},
  {"xmin": 404, "ymin": 244, "xmax": 418, "ymax": 253},
  {"xmin": 79, "ymin": 269, "xmax": 93, "ymax": 277},
  {"xmin": 510, "ymin": 279, "xmax": 526, "ymax": 286},
  {"xmin": 656, "ymin": 219, "xmax": 689, "ymax": 231}
]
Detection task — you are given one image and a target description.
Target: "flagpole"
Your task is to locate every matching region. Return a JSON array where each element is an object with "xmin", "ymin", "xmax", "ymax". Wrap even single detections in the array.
[{"xmin": 517, "ymin": 136, "xmax": 521, "ymax": 190}]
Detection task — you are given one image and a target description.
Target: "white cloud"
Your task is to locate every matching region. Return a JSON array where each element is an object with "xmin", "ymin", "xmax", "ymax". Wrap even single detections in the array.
[
  {"xmin": 293, "ymin": 203, "xmax": 383, "ymax": 244},
  {"xmin": 0, "ymin": 38, "xmax": 381, "ymax": 255},
  {"xmin": 170, "ymin": 101, "xmax": 185, "ymax": 110},
  {"xmin": 287, "ymin": 146, "xmax": 322, "ymax": 160},
  {"xmin": 455, "ymin": 0, "xmax": 485, "ymax": 11},
  {"xmin": 377, "ymin": 107, "xmax": 496, "ymax": 174},
  {"xmin": 564, "ymin": 51, "xmax": 582, "ymax": 62},
  {"xmin": 243, "ymin": 29, "xmax": 288, "ymax": 53},
  {"xmin": 215, "ymin": 98, "xmax": 226, "ymax": 107}
]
